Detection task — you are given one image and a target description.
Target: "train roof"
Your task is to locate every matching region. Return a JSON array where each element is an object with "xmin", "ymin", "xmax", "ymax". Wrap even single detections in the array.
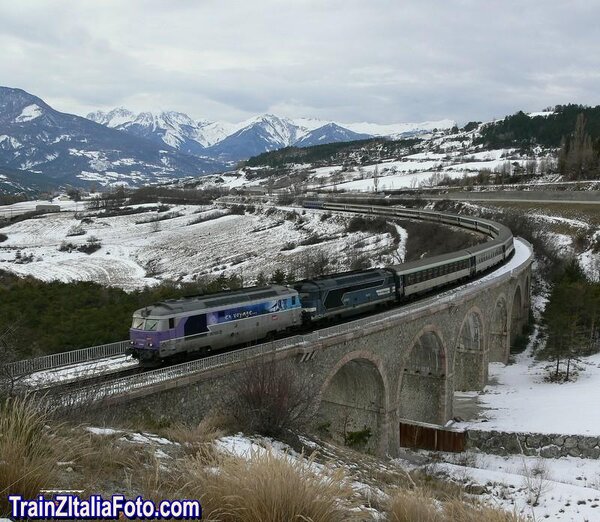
[
  {"xmin": 134, "ymin": 285, "xmax": 296, "ymax": 317},
  {"xmin": 294, "ymin": 268, "xmax": 392, "ymax": 291},
  {"xmin": 389, "ymin": 249, "xmax": 473, "ymax": 275}
]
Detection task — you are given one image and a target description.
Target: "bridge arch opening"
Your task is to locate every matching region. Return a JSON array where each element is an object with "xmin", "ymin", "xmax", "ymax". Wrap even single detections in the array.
[
  {"xmin": 398, "ymin": 328, "xmax": 447, "ymax": 424},
  {"xmin": 318, "ymin": 355, "xmax": 387, "ymax": 454},
  {"xmin": 454, "ymin": 309, "xmax": 486, "ymax": 391},
  {"xmin": 489, "ymin": 296, "xmax": 509, "ymax": 363},
  {"xmin": 510, "ymin": 285, "xmax": 525, "ymax": 352}
]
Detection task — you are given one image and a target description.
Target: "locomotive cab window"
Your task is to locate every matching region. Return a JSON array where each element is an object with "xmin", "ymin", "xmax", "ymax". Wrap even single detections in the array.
[
  {"xmin": 169, "ymin": 318, "xmax": 175, "ymax": 329},
  {"xmin": 144, "ymin": 319, "xmax": 159, "ymax": 331},
  {"xmin": 131, "ymin": 317, "xmax": 144, "ymax": 329}
]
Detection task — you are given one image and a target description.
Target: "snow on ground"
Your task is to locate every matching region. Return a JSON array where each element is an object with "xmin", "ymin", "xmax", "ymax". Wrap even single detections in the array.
[
  {"xmin": 319, "ymin": 170, "xmax": 464, "ymax": 192},
  {"xmin": 456, "ymin": 349, "xmax": 600, "ymax": 436},
  {"xmin": 579, "ymin": 247, "xmax": 600, "ymax": 282},
  {"xmin": 423, "ymin": 450, "xmax": 600, "ymax": 521},
  {"xmin": 15, "ymin": 104, "xmax": 43, "ymax": 123},
  {"xmin": 22, "ymin": 355, "xmax": 138, "ymax": 388},
  {"xmin": 527, "ymin": 212, "xmax": 591, "ymax": 230},
  {"xmin": 85, "ymin": 427, "xmax": 122, "ymax": 436},
  {"xmin": 0, "ymin": 198, "xmax": 81, "ymax": 217},
  {"xmin": 306, "ymin": 148, "xmax": 527, "ymax": 192},
  {"xmin": 0, "ymin": 204, "xmax": 405, "ymax": 290}
]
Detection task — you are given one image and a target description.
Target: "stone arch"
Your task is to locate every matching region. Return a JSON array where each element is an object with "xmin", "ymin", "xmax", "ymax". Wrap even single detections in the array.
[
  {"xmin": 317, "ymin": 351, "xmax": 388, "ymax": 454},
  {"xmin": 489, "ymin": 294, "xmax": 509, "ymax": 363},
  {"xmin": 397, "ymin": 325, "xmax": 448, "ymax": 425},
  {"xmin": 453, "ymin": 307, "xmax": 487, "ymax": 391}
]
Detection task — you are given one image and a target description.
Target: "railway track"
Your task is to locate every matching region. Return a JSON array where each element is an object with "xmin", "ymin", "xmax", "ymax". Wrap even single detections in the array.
[{"xmin": 7, "ymin": 201, "xmax": 529, "ymax": 404}]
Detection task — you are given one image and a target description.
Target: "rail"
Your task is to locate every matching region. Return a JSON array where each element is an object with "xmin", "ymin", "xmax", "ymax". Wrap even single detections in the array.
[
  {"xmin": 50, "ymin": 236, "xmax": 532, "ymax": 408},
  {"xmin": 4, "ymin": 340, "xmax": 130, "ymax": 377}
]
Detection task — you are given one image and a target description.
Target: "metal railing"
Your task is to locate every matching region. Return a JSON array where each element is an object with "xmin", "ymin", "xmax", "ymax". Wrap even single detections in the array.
[
  {"xmin": 5, "ymin": 340, "xmax": 130, "ymax": 377},
  {"xmin": 50, "ymin": 237, "xmax": 533, "ymax": 408},
  {"xmin": 50, "ymin": 335, "xmax": 311, "ymax": 407}
]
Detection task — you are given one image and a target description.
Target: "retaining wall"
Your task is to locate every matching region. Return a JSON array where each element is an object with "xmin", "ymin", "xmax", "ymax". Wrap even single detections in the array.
[{"xmin": 467, "ymin": 429, "xmax": 600, "ymax": 459}]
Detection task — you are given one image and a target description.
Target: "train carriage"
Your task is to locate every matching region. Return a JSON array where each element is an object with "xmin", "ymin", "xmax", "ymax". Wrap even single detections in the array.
[{"xmin": 390, "ymin": 250, "xmax": 474, "ymax": 297}]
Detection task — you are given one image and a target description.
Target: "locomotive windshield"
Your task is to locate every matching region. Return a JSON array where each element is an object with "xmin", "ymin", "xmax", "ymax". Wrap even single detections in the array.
[
  {"xmin": 131, "ymin": 316, "xmax": 144, "ymax": 329},
  {"xmin": 131, "ymin": 317, "xmax": 160, "ymax": 331},
  {"xmin": 144, "ymin": 319, "xmax": 159, "ymax": 331}
]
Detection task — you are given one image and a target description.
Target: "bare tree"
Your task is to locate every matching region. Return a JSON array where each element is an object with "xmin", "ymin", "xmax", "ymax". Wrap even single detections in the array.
[
  {"xmin": 0, "ymin": 326, "xmax": 27, "ymax": 397},
  {"xmin": 224, "ymin": 358, "xmax": 316, "ymax": 437}
]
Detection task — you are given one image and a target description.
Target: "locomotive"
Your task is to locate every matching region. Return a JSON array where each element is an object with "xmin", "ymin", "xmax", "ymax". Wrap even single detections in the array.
[{"xmin": 128, "ymin": 202, "xmax": 514, "ymax": 363}]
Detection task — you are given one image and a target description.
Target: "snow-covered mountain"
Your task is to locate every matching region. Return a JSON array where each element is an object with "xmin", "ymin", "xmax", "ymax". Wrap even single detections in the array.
[
  {"xmin": 87, "ymin": 109, "xmax": 456, "ymax": 162},
  {"xmin": 0, "ymin": 87, "xmax": 225, "ymax": 191},
  {"xmin": 294, "ymin": 123, "xmax": 371, "ymax": 148}
]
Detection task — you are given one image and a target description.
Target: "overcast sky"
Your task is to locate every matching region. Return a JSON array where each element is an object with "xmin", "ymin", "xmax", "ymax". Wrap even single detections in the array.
[{"xmin": 2, "ymin": 0, "xmax": 599, "ymax": 125}]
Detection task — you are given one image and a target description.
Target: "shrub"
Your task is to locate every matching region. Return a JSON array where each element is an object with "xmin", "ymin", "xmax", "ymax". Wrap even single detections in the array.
[
  {"xmin": 298, "ymin": 234, "xmax": 323, "ymax": 246},
  {"xmin": 344, "ymin": 427, "xmax": 372, "ymax": 449},
  {"xmin": 78, "ymin": 236, "xmax": 101, "ymax": 254},
  {"xmin": 224, "ymin": 360, "xmax": 315, "ymax": 438},
  {"xmin": 187, "ymin": 210, "xmax": 229, "ymax": 226},
  {"xmin": 181, "ymin": 449, "xmax": 355, "ymax": 522},
  {"xmin": 0, "ymin": 233, "xmax": 7, "ymax": 243},
  {"xmin": 0, "ymin": 396, "xmax": 58, "ymax": 514},
  {"xmin": 66, "ymin": 224, "xmax": 86, "ymax": 236},
  {"xmin": 58, "ymin": 241, "xmax": 76, "ymax": 252},
  {"xmin": 229, "ymin": 205, "xmax": 245, "ymax": 215},
  {"xmin": 281, "ymin": 241, "xmax": 296, "ymax": 251}
]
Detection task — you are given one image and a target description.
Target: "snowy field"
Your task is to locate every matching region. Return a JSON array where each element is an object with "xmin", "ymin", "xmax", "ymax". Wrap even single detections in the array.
[
  {"xmin": 0, "ymin": 198, "xmax": 81, "ymax": 217},
  {"xmin": 426, "ymin": 449, "xmax": 600, "ymax": 521},
  {"xmin": 0, "ymin": 204, "xmax": 405, "ymax": 290},
  {"xmin": 456, "ymin": 349, "xmax": 600, "ymax": 436},
  {"xmin": 299, "ymin": 148, "xmax": 533, "ymax": 192}
]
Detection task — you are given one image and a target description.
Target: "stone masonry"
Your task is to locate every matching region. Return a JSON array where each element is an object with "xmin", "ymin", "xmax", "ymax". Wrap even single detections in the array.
[
  {"xmin": 81, "ymin": 242, "xmax": 532, "ymax": 458},
  {"xmin": 467, "ymin": 429, "xmax": 600, "ymax": 459}
]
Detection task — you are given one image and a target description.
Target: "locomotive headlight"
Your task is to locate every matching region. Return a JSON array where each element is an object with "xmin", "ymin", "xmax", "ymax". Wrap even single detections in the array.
[{"xmin": 148, "ymin": 343, "xmax": 154, "ymax": 347}]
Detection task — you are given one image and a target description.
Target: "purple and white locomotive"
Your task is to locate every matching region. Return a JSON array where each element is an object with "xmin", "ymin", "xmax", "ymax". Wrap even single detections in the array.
[{"xmin": 128, "ymin": 285, "xmax": 301, "ymax": 363}]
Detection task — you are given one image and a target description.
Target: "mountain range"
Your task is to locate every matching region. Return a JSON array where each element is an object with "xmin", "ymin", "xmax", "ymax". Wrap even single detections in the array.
[
  {"xmin": 87, "ymin": 109, "xmax": 455, "ymax": 163},
  {"xmin": 0, "ymin": 86, "xmax": 455, "ymax": 193}
]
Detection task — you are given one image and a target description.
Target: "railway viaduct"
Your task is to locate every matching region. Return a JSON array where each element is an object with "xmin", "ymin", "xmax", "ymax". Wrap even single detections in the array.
[{"xmin": 84, "ymin": 237, "xmax": 532, "ymax": 457}]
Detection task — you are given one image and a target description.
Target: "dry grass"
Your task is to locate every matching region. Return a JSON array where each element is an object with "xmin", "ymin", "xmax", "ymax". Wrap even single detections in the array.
[
  {"xmin": 0, "ymin": 395, "xmax": 58, "ymax": 514},
  {"xmin": 162, "ymin": 415, "xmax": 226, "ymax": 455},
  {"xmin": 442, "ymin": 498, "xmax": 526, "ymax": 521},
  {"xmin": 387, "ymin": 488, "xmax": 444, "ymax": 521},
  {"xmin": 180, "ymin": 448, "xmax": 360, "ymax": 521},
  {"xmin": 386, "ymin": 487, "xmax": 528, "ymax": 522},
  {"xmin": 74, "ymin": 432, "xmax": 150, "ymax": 491}
]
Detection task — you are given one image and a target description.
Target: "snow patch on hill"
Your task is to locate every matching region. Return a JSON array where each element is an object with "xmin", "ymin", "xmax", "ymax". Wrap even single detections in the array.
[{"xmin": 15, "ymin": 104, "xmax": 43, "ymax": 122}]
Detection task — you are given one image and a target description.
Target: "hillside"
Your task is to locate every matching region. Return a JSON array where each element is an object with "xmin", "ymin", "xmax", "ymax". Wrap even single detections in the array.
[{"xmin": 0, "ymin": 87, "xmax": 225, "ymax": 192}]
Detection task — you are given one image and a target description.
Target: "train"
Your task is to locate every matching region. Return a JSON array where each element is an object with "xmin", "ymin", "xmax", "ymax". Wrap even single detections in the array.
[{"xmin": 127, "ymin": 201, "xmax": 514, "ymax": 363}]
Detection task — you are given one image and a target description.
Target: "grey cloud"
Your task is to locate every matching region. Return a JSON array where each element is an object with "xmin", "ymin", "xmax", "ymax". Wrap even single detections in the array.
[{"xmin": 1, "ymin": 1, "xmax": 599, "ymax": 124}]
